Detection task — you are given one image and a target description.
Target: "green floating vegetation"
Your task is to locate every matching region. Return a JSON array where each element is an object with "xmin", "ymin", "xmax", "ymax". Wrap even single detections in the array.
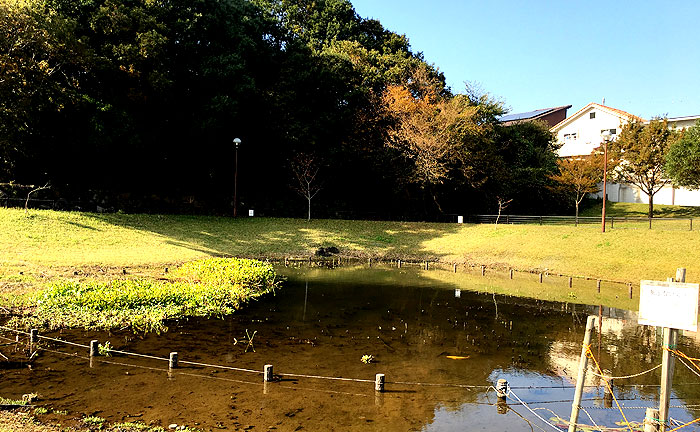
[{"xmin": 12, "ymin": 258, "xmax": 279, "ymax": 333}]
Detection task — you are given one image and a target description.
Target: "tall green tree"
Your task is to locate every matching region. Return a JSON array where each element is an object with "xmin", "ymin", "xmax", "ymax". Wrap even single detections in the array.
[
  {"xmin": 665, "ymin": 120, "xmax": 700, "ymax": 190},
  {"xmin": 608, "ymin": 118, "xmax": 679, "ymax": 218}
]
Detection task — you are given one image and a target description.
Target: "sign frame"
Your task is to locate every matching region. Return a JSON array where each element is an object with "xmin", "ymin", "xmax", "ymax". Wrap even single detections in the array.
[{"xmin": 638, "ymin": 280, "xmax": 699, "ymax": 331}]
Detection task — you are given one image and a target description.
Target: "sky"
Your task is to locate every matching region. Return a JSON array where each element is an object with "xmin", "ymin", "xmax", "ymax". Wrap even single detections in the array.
[{"xmin": 350, "ymin": 0, "xmax": 700, "ymax": 120}]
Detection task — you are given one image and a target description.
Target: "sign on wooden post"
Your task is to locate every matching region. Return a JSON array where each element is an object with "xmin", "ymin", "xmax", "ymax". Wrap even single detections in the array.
[{"xmin": 638, "ymin": 280, "xmax": 699, "ymax": 331}]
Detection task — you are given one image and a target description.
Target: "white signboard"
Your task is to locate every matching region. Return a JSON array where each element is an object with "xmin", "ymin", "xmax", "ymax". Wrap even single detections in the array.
[{"xmin": 638, "ymin": 280, "xmax": 700, "ymax": 331}]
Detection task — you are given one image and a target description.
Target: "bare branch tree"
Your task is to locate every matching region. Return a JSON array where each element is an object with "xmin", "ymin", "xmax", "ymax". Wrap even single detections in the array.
[
  {"xmin": 290, "ymin": 154, "xmax": 322, "ymax": 222},
  {"xmin": 25, "ymin": 182, "xmax": 50, "ymax": 216},
  {"xmin": 495, "ymin": 197, "xmax": 513, "ymax": 226}
]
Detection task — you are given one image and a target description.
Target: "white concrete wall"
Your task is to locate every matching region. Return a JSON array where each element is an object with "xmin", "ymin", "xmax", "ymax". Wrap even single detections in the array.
[{"xmin": 592, "ymin": 182, "xmax": 700, "ymax": 206}]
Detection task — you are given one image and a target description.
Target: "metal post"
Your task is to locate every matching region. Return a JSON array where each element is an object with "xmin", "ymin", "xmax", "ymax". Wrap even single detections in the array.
[
  {"xmin": 602, "ymin": 140, "xmax": 608, "ymax": 233},
  {"xmin": 568, "ymin": 315, "xmax": 596, "ymax": 432}
]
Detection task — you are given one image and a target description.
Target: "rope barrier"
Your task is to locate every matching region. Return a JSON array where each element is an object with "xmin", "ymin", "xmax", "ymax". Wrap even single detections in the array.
[
  {"xmin": 386, "ymin": 380, "xmax": 489, "ymax": 389},
  {"xmin": 279, "ymin": 372, "xmax": 374, "ymax": 383},
  {"xmin": 585, "ymin": 345, "xmax": 634, "ymax": 432},
  {"xmin": 178, "ymin": 359, "xmax": 261, "ymax": 375},
  {"xmin": 36, "ymin": 334, "xmax": 89, "ymax": 349},
  {"xmin": 507, "ymin": 388, "xmax": 563, "ymax": 432},
  {"xmin": 589, "ymin": 364, "xmax": 662, "ymax": 380}
]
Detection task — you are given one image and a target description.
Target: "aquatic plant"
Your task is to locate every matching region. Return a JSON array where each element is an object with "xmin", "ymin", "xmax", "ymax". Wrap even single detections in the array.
[
  {"xmin": 11, "ymin": 258, "xmax": 279, "ymax": 333},
  {"xmin": 98, "ymin": 341, "xmax": 112, "ymax": 356}
]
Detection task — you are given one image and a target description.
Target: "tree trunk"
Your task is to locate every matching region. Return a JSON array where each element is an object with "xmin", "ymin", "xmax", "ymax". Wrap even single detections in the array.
[
  {"xmin": 648, "ymin": 195, "xmax": 654, "ymax": 219},
  {"xmin": 307, "ymin": 196, "xmax": 311, "ymax": 222},
  {"xmin": 575, "ymin": 200, "xmax": 579, "ymax": 224}
]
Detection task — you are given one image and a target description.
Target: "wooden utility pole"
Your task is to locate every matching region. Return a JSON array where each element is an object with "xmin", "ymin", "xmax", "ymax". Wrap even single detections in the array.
[
  {"xmin": 568, "ymin": 315, "xmax": 596, "ymax": 432},
  {"xmin": 659, "ymin": 268, "xmax": 686, "ymax": 431}
]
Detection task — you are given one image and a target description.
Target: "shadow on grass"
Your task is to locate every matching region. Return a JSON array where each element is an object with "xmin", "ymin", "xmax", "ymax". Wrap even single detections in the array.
[{"xmin": 84, "ymin": 213, "xmax": 468, "ymax": 261}]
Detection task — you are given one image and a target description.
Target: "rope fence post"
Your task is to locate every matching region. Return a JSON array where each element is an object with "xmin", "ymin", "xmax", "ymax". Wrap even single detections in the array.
[
  {"xmin": 375, "ymin": 373, "xmax": 385, "ymax": 392},
  {"xmin": 481, "ymin": 265, "xmax": 486, "ymax": 276},
  {"xmin": 89, "ymin": 340, "xmax": 99, "ymax": 357},
  {"xmin": 496, "ymin": 378, "xmax": 508, "ymax": 415},
  {"xmin": 644, "ymin": 408, "xmax": 660, "ymax": 432},
  {"xmin": 597, "ymin": 280, "xmax": 601, "ymax": 293},
  {"xmin": 568, "ymin": 315, "xmax": 596, "ymax": 432},
  {"xmin": 264, "ymin": 364, "xmax": 274, "ymax": 382},
  {"xmin": 539, "ymin": 273, "xmax": 543, "ymax": 283},
  {"xmin": 169, "ymin": 352, "xmax": 178, "ymax": 369}
]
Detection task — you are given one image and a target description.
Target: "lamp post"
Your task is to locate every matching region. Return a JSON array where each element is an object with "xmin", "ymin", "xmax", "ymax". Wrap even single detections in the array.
[
  {"xmin": 601, "ymin": 130, "xmax": 612, "ymax": 233},
  {"xmin": 233, "ymin": 137, "xmax": 241, "ymax": 217}
]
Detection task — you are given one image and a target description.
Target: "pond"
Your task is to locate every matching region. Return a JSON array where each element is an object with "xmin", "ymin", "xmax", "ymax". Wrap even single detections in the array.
[{"xmin": 2, "ymin": 264, "xmax": 700, "ymax": 431}]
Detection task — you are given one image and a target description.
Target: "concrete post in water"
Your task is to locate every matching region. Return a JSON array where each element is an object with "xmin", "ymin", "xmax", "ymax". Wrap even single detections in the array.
[
  {"xmin": 264, "ymin": 364, "xmax": 274, "ymax": 382},
  {"xmin": 628, "ymin": 283, "xmax": 633, "ymax": 299},
  {"xmin": 30, "ymin": 329, "xmax": 38, "ymax": 345},
  {"xmin": 597, "ymin": 280, "xmax": 601, "ymax": 293},
  {"xmin": 481, "ymin": 265, "xmax": 486, "ymax": 276},
  {"xmin": 453, "ymin": 263, "xmax": 457, "ymax": 273},
  {"xmin": 90, "ymin": 340, "xmax": 99, "ymax": 357},
  {"xmin": 496, "ymin": 379, "xmax": 508, "ymax": 401},
  {"xmin": 568, "ymin": 277, "xmax": 573, "ymax": 289},
  {"xmin": 539, "ymin": 273, "xmax": 543, "ymax": 283},
  {"xmin": 424, "ymin": 261, "xmax": 429, "ymax": 270},
  {"xmin": 397, "ymin": 259, "xmax": 402, "ymax": 268},
  {"xmin": 509, "ymin": 269, "xmax": 513, "ymax": 279},
  {"xmin": 169, "ymin": 352, "xmax": 178, "ymax": 369},
  {"xmin": 375, "ymin": 373, "xmax": 385, "ymax": 392},
  {"xmin": 568, "ymin": 315, "xmax": 596, "ymax": 432},
  {"xmin": 602, "ymin": 369, "xmax": 613, "ymax": 408},
  {"xmin": 455, "ymin": 289, "xmax": 461, "ymax": 298},
  {"xmin": 284, "ymin": 257, "xmax": 289, "ymax": 267},
  {"xmin": 368, "ymin": 258, "xmax": 372, "ymax": 267},
  {"xmin": 644, "ymin": 408, "xmax": 660, "ymax": 432}
]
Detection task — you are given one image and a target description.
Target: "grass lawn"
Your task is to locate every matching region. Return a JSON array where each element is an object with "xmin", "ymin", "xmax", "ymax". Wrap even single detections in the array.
[
  {"xmin": 2, "ymin": 207, "xmax": 698, "ymax": 303},
  {"xmin": 580, "ymin": 201, "xmax": 700, "ymax": 218}
]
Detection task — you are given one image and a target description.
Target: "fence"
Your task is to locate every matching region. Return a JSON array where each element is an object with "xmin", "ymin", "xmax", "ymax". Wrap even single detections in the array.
[{"xmin": 467, "ymin": 214, "xmax": 696, "ymax": 231}]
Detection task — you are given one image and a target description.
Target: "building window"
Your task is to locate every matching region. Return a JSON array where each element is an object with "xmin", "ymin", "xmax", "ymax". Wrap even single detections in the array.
[
  {"xmin": 590, "ymin": 112, "xmax": 596, "ymax": 119},
  {"xmin": 564, "ymin": 133, "xmax": 577, "ymax": 140},
  {"xmin": 600, "ymin": 128, "xmax": 617, "ymax": 135}
]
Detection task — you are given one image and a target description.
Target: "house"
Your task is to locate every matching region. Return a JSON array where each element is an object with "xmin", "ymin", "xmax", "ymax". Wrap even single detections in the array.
[
  {"xmin": 499, "ymin": 105, "xmax": 572, "ymax": 128},
  {"xmin": 550, "ymin": 103, "xmax": 700, "ymax": 206},
  {"xmin": 551, "ymin": 103, "xmax": 644, "ymax": 158},
  {"xmin": 663, "ymin": 114, "xmax": 700, "ymax": 130}
]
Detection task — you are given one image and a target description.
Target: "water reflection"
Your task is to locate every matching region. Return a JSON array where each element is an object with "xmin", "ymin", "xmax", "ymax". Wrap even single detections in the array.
[{"xmin": 1, "ymin": 264, "xmax": 699, "ymax": 431}]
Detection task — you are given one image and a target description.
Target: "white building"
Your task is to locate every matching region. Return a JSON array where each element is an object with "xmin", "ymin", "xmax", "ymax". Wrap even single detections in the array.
[{"xmin": 551, "ymin": 103, "xmax": 700, "ymax": 206}]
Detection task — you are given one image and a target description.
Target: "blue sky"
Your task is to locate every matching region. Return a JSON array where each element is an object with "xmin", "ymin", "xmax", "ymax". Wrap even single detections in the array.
[{"xmin": 350, "ymin": 0, "xmax": 700, "ymax": 120}]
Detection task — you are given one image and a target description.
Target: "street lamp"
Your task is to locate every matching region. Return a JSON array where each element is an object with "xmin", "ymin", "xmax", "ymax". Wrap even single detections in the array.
[
  {"xmin": 233, "ymin": 137, "xmax": 241, "ymax": 217},
  {"xmin": 601, "ymin": 130, "xmax": 612, "ymax": 233}
]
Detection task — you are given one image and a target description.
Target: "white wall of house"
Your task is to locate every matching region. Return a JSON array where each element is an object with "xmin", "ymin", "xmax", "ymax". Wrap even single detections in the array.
[
  {"xmin": 552, "ymin": 105, "xmax": 700, "ymax": 207},
  {"xmin": 555, "ymin": 106, "xmax": 625, "ymax": 157}
]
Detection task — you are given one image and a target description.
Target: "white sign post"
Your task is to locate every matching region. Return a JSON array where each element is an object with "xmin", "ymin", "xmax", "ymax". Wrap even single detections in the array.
[
  {"xmin": 638, "ymin": 280, "xmax": 699, "ymax": 331},
  {"xmin": 638, "ymin": 270, "xmax": 696, "ymax": 432}
]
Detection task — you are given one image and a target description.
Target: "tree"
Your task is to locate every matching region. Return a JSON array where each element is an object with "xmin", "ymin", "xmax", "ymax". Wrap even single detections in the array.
[
  {"xmin": 484, "ymin": 121, "xmax": 560, "ymax": 214},
  {"xmin": 665, "ymin": 119, "xmax": 700, "ymax": 190},
  {"xmin": 608, "ymin": 118, "xmax": 679, "ymax": 218},
  {"xmin": 290, "ymin": 153, "xmax": 322, "ymax": 221},
  {"xmin": 549, "ymin": 153, "xmax": 604, "ymax": 220},
  {"xmin": 382, "ymin": 67, "xmax": 484, "ymax": 211}
]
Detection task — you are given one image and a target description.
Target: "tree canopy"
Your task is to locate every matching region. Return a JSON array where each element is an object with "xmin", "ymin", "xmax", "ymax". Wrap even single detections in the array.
[
  {"xmin": 1, "ymin": 0, "xmax": 564, "ymax": 218},
  {"xmin": 608, "ymin": 118, "xmax": 679, "ymax": 218},
  {"xmin": 665, "ymin": 120, "xmax": 700, "ymax": 190}
]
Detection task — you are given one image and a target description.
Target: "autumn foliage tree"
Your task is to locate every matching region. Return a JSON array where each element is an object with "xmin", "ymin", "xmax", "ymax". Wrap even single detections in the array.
[
  {"xmin": 550, "ymin": 153, "xmax": 603, "ymax": 219},
  {"xmin": 382, "ymin": 67, "xmax": 484, "ymax": 210}
]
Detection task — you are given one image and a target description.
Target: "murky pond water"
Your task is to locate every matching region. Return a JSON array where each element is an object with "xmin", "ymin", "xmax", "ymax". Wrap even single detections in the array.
[{"xmin": 2, "ymin": 264, "xmax": 700, "ymax": 431}]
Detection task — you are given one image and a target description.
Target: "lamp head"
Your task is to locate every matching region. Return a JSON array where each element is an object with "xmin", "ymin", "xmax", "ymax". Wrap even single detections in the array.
[{"xmin": 233, "ymin": 137, "xmax": 241, "ymax": 148}]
